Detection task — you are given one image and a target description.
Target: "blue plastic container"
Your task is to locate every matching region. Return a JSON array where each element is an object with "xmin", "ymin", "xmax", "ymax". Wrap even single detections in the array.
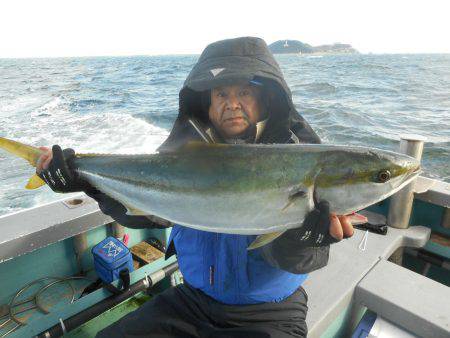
[{"xmin": 92, "ymin": 236, "xmax": 134, "ymax": 283}]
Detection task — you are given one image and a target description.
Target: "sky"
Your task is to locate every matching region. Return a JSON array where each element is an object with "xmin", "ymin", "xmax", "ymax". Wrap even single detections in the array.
[{"xmin": 0, "ymin": 0, "xmax": 449, "ymax": 58}]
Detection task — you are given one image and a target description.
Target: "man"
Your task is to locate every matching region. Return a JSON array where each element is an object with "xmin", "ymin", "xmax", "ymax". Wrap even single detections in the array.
[{"xmin": 37, "ymin": 37, "xmax": 353, "ymax": 337}]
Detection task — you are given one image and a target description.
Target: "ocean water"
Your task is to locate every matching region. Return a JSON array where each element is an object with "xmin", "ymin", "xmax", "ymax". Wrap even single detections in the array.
[{"xmin": 0, "ymin": 54, "xmax": 449, "ymax": 216}]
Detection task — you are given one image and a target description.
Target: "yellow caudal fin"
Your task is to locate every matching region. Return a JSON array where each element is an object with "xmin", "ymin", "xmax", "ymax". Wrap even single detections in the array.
[
  {"xmin": 0, "ymin": 136, "xmax": 43, "ymax": 167},
  {"xmin": 0, "ymin": 136, "xmax": 46, "ymax": 189},
  {"xmin": 26, "ymin": 174, "xmax": 46, "ymax": 189},
  {"xmin": 247, "ymin": 231, "xmax": 286, "ymax": 250}
]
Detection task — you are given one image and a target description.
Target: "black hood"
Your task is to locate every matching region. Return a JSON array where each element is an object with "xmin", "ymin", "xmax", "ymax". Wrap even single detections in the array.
[{"xmin": 159, "ymin": 37, "xmax": 320, "ymax": 151}]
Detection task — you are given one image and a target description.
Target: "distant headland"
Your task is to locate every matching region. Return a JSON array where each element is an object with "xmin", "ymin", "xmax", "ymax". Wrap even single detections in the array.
[{"xmin": 269, "ymin": 40, "xmax": 358, "ymax": 54}]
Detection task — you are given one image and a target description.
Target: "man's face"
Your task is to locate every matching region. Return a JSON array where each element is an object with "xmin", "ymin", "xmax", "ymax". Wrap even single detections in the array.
[{"xmin": 208, "ymin": 83, "xmax": 265, "ymax": 138}]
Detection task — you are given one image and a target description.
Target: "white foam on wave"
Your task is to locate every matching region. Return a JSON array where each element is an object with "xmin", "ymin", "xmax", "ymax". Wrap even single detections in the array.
[
  {"xmin": 3, "ymin": 95, "xmax": 169, "ymax": 153},
  {"xmin": 76, "ymin": 113, "xmax": 169, "ymax": 154},
  {"xmin": 0, "ymin": 94, "xmax": 46, "ymax": 118},
  {"xmin": 30, "ymin": 96, "xmax": 64, "ymax": 115},
  {"xmin": 0, "ymin": 95, "xmax": 170, "ymax": 216}
]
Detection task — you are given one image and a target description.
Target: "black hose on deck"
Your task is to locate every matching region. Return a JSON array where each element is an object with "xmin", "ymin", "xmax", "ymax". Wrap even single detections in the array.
[{"xmin": 36, "ymin": 262, "xmax": 179, "ymax": 338}]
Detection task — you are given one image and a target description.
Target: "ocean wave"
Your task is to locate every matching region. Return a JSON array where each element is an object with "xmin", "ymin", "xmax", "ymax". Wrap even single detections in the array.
[
  {"xmin": 360, "ymin": 63, "xmax": 392, "ymax": 71},
  {"xmin": 90, "ymin": 76, "xmax": 104, "ymax": 81},
  {"xmin": 299, "ymin": 107, "xmax": 324, "ymax": 115},
  {"xmin": 294, "ymin": 82, "xmax": 337, "ymax": 94},
  {"xmin": 69, "ymin": 99, "xmax": 106, "ymax": 109},
  {"xmin": 41, "ymin": 110, "xmax": 167, "ymax": 153},
  {"xmin": 149, "ymin": 78, "xmax": 172, "ymax": 85},
  {"xmin": 134, "ymin": 111, "xmax": 177, "ymax": 129},
  {"xmin": 0, "ymin": 94, "xmax": 46, "ymax": 117},
  {"xmin": 341, "ymin": 85, "xmax": 398, "ymax": 94}
]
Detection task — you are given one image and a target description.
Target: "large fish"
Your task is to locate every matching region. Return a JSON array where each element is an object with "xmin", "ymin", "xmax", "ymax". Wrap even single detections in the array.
[{"xmin": 0, "ymin": 137, "xmax": 420, "ymax": 248}]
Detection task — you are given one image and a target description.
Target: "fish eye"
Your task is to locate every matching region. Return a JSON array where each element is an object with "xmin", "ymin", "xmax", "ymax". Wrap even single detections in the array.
[{"xmin": 376, "ymin": 170, "xmax": 391, "ymax": 183}]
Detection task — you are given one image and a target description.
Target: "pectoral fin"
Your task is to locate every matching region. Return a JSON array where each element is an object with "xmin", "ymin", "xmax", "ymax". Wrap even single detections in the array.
[
  {"xmin": 281, "ymin": 188, "xmax": 307, "ymax": 212},
  {"xmin": 26, "ymin": 174, "xmax": 46, "ymax": 189},
  {"xmin": 247, "ymin": 231, "xmax": 285, "ymax": 250},
  {"xmin": 124, "ymin": 204, "xmax": 149, "ymax": 216}
]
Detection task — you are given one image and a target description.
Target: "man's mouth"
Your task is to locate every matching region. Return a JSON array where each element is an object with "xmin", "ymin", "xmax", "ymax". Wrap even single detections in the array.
[
  {"xmin": 223, "ymin": 117, "xmax": 248, "ymax": 128},
  {"xmin": 224, "ymin": 117, "xmax": 244, "ymax": 122},
  {"xmin": 222, "ymin": 111, "xmax": 249, "ymax": 124}
]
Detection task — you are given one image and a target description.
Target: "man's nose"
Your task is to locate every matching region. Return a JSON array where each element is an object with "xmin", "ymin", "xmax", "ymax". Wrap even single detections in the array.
[{"xmin": 225, "ymin": 95, "xmax": 241, "ymax": 110}]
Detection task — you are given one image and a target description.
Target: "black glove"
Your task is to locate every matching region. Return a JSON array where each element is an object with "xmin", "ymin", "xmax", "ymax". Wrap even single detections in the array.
[
  {"xmin": 288, "ymin": 200, "xmax": 340, "ymax": 247},
  {"xmin": 39, "ymin": 145, "xmax": 90, "ymax": 193},
  {"xmin": 259, "ymin": 201, "xmax": 338, "ymax": 274}
]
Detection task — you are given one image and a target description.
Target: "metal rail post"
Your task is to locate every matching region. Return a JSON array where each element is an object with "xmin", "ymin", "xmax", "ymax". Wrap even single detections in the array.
[{"xmin": 388, "ymin": 135, "xmax": 425, "ymax": 265}]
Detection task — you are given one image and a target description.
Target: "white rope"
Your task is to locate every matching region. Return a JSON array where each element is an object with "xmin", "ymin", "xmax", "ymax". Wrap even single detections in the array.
[{"xmin": 359, "ymin": 230, "xmax": 369, "ymax": 251}]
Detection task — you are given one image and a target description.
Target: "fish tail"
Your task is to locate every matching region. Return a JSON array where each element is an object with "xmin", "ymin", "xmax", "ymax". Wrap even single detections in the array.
[
  {"xmin": 0, "ymin": 136, "xmax": 43, "ymax": 167},
  {"xmin": 0, "ymin": 136, "xmax": 46, "ymax": 189},
  {"xmin": 26, "ymin": 174, "xmax": 46, "ymax": 189}
]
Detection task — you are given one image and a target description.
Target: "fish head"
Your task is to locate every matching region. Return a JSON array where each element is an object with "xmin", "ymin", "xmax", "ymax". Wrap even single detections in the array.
[{"xmin": 314, "ymin": 146, "xmax": 421, "ymax": 215}]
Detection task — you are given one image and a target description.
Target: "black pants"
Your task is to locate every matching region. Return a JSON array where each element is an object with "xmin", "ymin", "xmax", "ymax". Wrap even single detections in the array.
[{"xmin": 96, "ymin": 283, "xmax": 308, "ymax": 338}]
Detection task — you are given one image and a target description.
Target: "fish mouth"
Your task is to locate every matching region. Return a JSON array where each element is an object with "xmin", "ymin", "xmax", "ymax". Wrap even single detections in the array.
[
  {"xmin": 395, "ymin": 165, "xmax": 421, "ymax": 192},
  {"xmin": 406, "ymin": 165, "xmax": 421, "ymax": 182}
]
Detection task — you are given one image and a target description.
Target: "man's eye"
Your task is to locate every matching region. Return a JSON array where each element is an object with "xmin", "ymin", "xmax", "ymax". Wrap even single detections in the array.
[
  {"xmin": 240, "ymin": 90, "xmax": 250, "ymax": 96},
  {"xmin": 217, "ymin": 92, "xmax": 226, "ymax": 98}
]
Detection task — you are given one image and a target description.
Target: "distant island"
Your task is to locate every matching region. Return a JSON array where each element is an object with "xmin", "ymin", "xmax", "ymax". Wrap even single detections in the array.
[{"xmin": 269, "ymin": 40, "xmax": 358, "ymax": 54}]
